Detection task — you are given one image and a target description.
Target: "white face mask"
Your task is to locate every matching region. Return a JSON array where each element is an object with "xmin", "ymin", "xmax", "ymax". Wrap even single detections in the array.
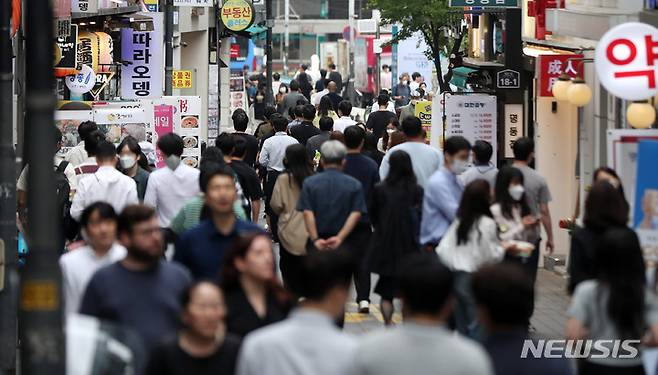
[
  {"xmin": 120, "ymin": 155, "xmax": 137, "ymax": 169},
  {"xmin": 451, "ymin": 159, "xmax": 468, "ymax": 175},
  {"xmin": 279, "ymin": 87, "xmax": 287, "ymax": 94},
  {"xmin": 508, "ymin": 185, "xmax": 525, "ymax": 201},
  {"xmin": 386, "ymin": 128, "xmax": 396, "ymax": 135},
  {"xmin": 165, "ymin": 155, "xmax": 181, "ymax": 170}
]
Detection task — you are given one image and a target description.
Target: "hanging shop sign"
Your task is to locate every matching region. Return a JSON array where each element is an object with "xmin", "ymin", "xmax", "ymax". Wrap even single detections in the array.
[
  {"xmin": 444, "ymin": 94, "xmax": 498, "ymax": 166},
  {"xmin": 96, "ymin": 32, "xmax": 114, "ymax": 73},
  {"xmin": 173, "ymin": 70, "xmax": 193, "ymax": 89},
  {"xmin": 90, "ymin": 72, "xmax": 115, "ymax": 99},
  {"xmin": 449, "ymin": 0, "xmax": 517, "ymax": 6},
  {"xmin": 93, "ymin": 107, "xmax": 149, "ymax": 145},
  {"xmin": 174, "ymin": 0, "xmax": 212, "ymax": 6},
  {"xmin": 595, "ymin": 22, "xmax": 658, "ymax": 101},
  {"xmin": 220, "ymin": 0, "xmax": 254, "ymax": 32},
  {"xmin": 537, "ymin": 54, "xmax": 583, "ymax": 97},
  {"xmin": 55, "ymin": 24, "xmax": 78, "ymax": 69},
  {"xmin": 497, "ymin": 69, "xmax": 520, "ymax": 89},
  {"xmin": 121, "ymin": 12, "xmax": 164, "ymax": 99},
  {"xmin": 504, "ymin": 104, "xmax": 523, "ymax": 158},
  {"xmin": 72, "ymin": 0, "xmax": 98, "ymax": 13},
  {"xmin": 66, "ymin": 64, "xmax": 96, "ymax": 94},
  {"xmin": 143, "ymin": 0, "xmax": 158, "ymax": 11},
  {"xmin": 77, "ymin": 31, "xmax": 99, "ymax": 71},
  {"xmin": 158, "ymin": 96, "xmax": 203, "ymax": 168}
]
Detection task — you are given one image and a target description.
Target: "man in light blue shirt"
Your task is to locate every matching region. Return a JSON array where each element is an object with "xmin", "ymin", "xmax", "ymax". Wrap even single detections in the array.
[{"xmin": 420, "ymin": 136, "xmax": 471, "ymax": 250}]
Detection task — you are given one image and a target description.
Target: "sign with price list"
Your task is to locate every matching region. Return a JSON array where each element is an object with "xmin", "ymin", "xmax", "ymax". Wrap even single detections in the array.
[{"xmin": 444, "ymin": 94, "xmax": 498, "ymax": 166}]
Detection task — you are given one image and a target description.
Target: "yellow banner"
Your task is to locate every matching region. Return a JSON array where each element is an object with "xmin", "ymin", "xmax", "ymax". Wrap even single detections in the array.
[
  {"xmin": 414, "ymin": 100, "xmax": 432, "ymax": 141},
  {"xmin": 173, "ymin": 70, "xmax": 193, "ymax": 89}
]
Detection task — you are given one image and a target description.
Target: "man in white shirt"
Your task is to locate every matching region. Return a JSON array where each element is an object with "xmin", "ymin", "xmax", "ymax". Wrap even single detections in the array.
[
  {"xmin": 409, "ymin": 71, "xmax": 423, "ymax": 92},
  {"xmin": 237, "ymin": 251, "xmax": 357, "ymax": 375},
  {"xmin": 333, "ymin": 101, "xmax": 357, "ymax": 133},
  {"xmin": 65, "ymin": 120, "xmax": 98, "ymax": 167},
  {"xmin": 143, "ymin": 133, "xmax": 200, "ymax": 228},
  {"xmin": 60, "ymin": 202, "xmax": 126, "ymax": 317},
  {"xmin": 72, "ymin": 130, "xmax": 106, "ymax": 180},
  {"xmin": 379, "ymin": 117, "xmax": 442, "ymax": 188},
  {"xmin": 70, "ymin": 141, "xmax": 139, "ymax": 222}
]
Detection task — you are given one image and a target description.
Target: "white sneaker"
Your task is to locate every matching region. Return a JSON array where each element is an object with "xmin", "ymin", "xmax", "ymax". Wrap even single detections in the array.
[{"xmin": 358, "ymin": 300, "xmax": 370, "ymax": 314}]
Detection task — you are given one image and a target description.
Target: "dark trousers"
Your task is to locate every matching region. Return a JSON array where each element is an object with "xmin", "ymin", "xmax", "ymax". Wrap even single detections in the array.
[
  {"xmin": 504, "ymin": 238, "xmax": 541, "ymax": 316},
  {"xmin": 279, "ymin": 244, "xmax": 304, "ymax": 295},
  {"xmin": 264, "ymin": 170, "xmax": 281, "ymax": 241}
]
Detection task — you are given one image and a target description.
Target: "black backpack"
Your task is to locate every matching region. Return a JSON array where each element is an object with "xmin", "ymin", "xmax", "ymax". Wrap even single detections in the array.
[{"xmin": 54, "ymin": 161, "xmax": 78, "ymax": 240}]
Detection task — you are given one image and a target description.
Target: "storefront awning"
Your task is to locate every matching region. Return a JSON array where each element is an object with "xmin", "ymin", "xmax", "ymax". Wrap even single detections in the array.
[{"xmin": 450, "ymin": 66, "xmax": 477, "ymax": 89}]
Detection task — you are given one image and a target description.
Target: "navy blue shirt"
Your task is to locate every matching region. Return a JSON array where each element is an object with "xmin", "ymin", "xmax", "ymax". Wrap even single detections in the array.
[
  {"xmin": 296, "ymin": 168, "xmax": 367, "ymax": 237},
  {"xmin": 174, "ymin": 219, "xmax": 263, "ymax": 280},
  {"xmin": 343, "ymin": 153, "xmax": 380, "ymax": 223},
  {"xmin": 485, "ymin": 331, "xmax": 573, "ymax": 375}
]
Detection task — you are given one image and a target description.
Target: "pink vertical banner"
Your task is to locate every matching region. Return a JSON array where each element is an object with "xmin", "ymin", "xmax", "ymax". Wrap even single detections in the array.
[{"xmin": 154, "ymin": 104, "xmax": 174, "ymax": 168}]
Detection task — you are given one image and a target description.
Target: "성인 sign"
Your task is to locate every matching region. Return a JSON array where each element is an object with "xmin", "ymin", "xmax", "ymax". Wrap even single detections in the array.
[{"xmin": 220, "ymin": 0, "xmax": 254, "ymax": 32}]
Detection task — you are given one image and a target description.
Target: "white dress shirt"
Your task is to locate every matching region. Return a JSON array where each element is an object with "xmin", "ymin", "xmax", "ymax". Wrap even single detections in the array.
[
  {"xmin": 259, "ymin": 132, "xmax": 299, "ymax": 172},
  {"xmin": 59, "ymin": 243, "xmax": 126, "ymax": 317},
  {"xmin": 436, "ymin": 216, "xmax": 504, "ymax": 273},
  {"xmin": 70, "ymin": 166, "xmax": 139, "ymax": 221},
  {"xmin": 143, "ymin": 164, "xmax": 200, "ymax": 227},
  {"xmin": 237, "ymin": 309, "xmax": 357, "ymax": 375},
  {"xmin": 333, "ymin": 116, "xmax": 357, "ymax": 133},
  {"xmin": 65, "ymin": 141, "xmax": 88, "ymax": 167},
  {"xmin": 312, "ymin": 89, "xmax": 329, "ymax": 106}
]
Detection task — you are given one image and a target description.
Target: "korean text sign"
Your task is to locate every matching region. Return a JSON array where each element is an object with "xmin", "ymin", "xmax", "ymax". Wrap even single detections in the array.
[
  {"xmin": 537, "ymin": 54, "xmax": 583, "ymax": 97},
  {"xmin": 595, "ymin": 22, "xmax": 658, "ymax": 101},
  {"xmin": 121, "ymin": 12, "xmax": 163, "ymax": 99},
  {"xmin": 220, "ymin": 0, "xmax": 254, "ymax": 32},
  {"xmin": 173, "ymin": 70, "xmax": 193, "ymax": 89}
]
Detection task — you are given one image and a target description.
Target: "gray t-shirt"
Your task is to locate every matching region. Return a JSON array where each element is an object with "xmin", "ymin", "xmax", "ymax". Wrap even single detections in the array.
[
  {"xmin": 460, "ymin": 164, "xmax": 498, "ymax": 190},
  {"xmin": 514, "ymin": 163, "xmax": 551, "ymax": 240},
  {"xmin": 379, "ymin": 142, "xmax": 443, "ymax": 188},
  {"xmin": 568, "ymin": 280, "xmax": 658, "ymax": 366},
  {"xmin": 353, "ymin": 323, "xmax": 493, "ymax": 375}
]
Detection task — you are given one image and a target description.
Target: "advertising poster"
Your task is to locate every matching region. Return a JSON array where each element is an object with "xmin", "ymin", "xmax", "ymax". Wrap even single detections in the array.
[
  {"xmin": 121, "ymin": 12, "xmax": 164, "ymax": 99},
  {"xmin": 92, "ymin": 107, "xmax": 149, "ymax": 144},
  {"xmin": 153, "ymin": 104, "xmax": 174, "ymax": 168},
  {"xmin": 414, "ymin": 100, "xmax": 432, "ymax": 142},
  {"xmin": 55, "ymin": 24, "xmax": 78, "ymax": 70},
  {"xmin": 160, "ymin": 96, "xmax": 203, "ymax": 168},
  {"xmin": 54, "ymin": 110, "xmax": 94, "ymax": 155},
  {"xmin": 229, "ymin": 74, "xmax": 247, "ymax": 113},
  {"xmin": 607, "ymin": 129, "xmax": 658, "ymax": 221},
  {"xmin": 397, "ymin": 31, "xmax": 433, "ymax": 91},
  {"xmin": 443, "ymin": 93, "xmax": 498, "ymax": 165},
  {"xmin": 634, "ymin": 140, "xmax": 658, "ymax": 250}
]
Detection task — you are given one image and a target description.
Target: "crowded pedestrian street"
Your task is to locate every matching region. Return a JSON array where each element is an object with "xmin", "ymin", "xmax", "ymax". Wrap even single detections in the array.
[{"xmin": 3, "ymin": 0, "xmax": 658, "ymax": 375}]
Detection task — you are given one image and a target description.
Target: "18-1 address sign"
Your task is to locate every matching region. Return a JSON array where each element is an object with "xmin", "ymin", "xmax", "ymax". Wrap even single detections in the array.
[
  {"xmin": 449, "ymin": 0, "xmax": 518, "ymax": 6},
  {"xmin": 497, "ymin": 69, "xmax": 520, "ymax": 89}
]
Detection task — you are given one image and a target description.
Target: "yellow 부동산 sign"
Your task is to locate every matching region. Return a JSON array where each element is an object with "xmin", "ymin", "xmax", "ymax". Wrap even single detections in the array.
[
  {"xmin": 173, "ymin": 70, "xmax": 193, "ymax": 89},
  {"xmin": 220, "ymin": 0, "xmax": 254, "ymax": 32},
  {"xmin": 414, "ymin": 100, "xmax": 432, "ymax": 141}
]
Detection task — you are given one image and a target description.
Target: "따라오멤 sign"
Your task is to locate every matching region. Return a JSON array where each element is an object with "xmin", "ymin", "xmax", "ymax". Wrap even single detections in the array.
[
  {"xmin": 595, "ymin": 22, "xmax": 658, "ymax": 101},
  {"xmin": 220, "ymin": 0, "xmax": 254, "ymax": 33},
  {"xmin": 537, "ymin": 54, "xmax": 583, "ymax": 97},
  {"xmin": 121, "ymin": 12, "xmax": 164, "ymax": 99}
]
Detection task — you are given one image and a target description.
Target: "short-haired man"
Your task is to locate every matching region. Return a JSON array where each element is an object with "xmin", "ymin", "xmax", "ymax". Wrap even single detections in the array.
[
  {"xmin": 297, "ymin": 140, "xmax": 366, "ymax": 254},
  {"xmin": 391, "ymin": 73, "xmax": 411, "ymax": 108},
  {"xmin": 230, "ymin": 136, "xmax": 264, "ymax": 223},
  {"xmin": 282, "ymin": 79, "xmax": 308, "ymax": 119},
  {"xmin": 473, "ymin": 263, "xmax": 573, "ymax": 375},
  {"xmin": 306, "ymin": 116, "xmax": 333, "ymax": 160},
  {"xmin": 237, "ymin": 251, "xmax": 357, "ymax": 375},
  {"xmin": 379, "ymin": 117, "xmax": 442, "ymax": 188},
  {"xmin": 60, "ymin": 202, "xmax": 126, "ymax": 317},
  {"xmin": 398, "ymin": 89, "xmax": 422, "ymax": 124},
  {"xmin": 65, "ymin": 120, "xmax": 98, "ymax": 167},
  {"xmin": 231, "ymin": 109, "xmax": 258, "ymax": 167},
  {"xmin": 327, "ymin": 62, "xmax": 343, "ymax": 93},
  {"xmin": 353, "ymin": 253, "xmax": 493, "ymax": 375},
  {"xmin": 144, "ymin": 133, "xmax": 200, "ymax": 228},
  {"xmin": 333, "ymin": 101, "xmax": 357, "ymax": 133},
  {"xmin": 70, "ymin": 140, "xmax": 139, "ymax": 221},
  {"xmin": 512, "ymin": 137, "xmax": 554, "ymax": 307},
  {"xmin": 420, "ymin": 136, "xmax": 471, "ymax": 250},
  {"xmin": 460, "ymin": 140, "xmax": 498, "ymax": 189},
  {"xmin": 366, "ymin": 93, "xmax": 397, "ymax": 138},
  {"xmin": 175, "ymin": 164, "xmax": 262, "ymax": 279},
  {"xmin": 80, "ymin": 205, "xmax": 191, "ymax": 372},
  {"xmin": 326, "ymin": 81, "xmax": 343, "ymax": 112},
  {"xmin": 73, "ymin": 130, "xmax": 105, "ymax": 179},
  {"xmin": 343, "ymin": 126, "xmax": 380, "ymax": 312},
  {"xmin": 409, "ymin": 71, "xmax": 423, "ymax": 92},
  {"xmin": 290, "ymin": 104, "xmax": 321, "ymax": 146}
]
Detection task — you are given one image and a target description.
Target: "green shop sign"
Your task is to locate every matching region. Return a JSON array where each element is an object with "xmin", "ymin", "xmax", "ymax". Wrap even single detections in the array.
[{"xmin": 449, "ymin": 0, "xmax": 518, "ymax": 6}]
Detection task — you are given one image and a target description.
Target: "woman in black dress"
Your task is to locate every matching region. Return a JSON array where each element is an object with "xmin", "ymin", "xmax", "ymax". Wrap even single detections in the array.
[
  {"xmin": 146, "ymin": 281, "xmax": 241, "ymax": 375},
  {"xmin": 221, "ymin": 232, "xmax": 292, "ymax": 337},
  {"xmin": 368, "ymin": 150, "xmax": 423, "ymax": 325}
]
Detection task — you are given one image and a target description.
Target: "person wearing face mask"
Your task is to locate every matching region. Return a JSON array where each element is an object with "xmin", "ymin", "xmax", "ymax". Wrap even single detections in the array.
[
  {"xmin": 144, "ymin": 133, "xmax": 200, "ymax": 229},
  {"xmin": 420, "ymin": 136, "xmax": 471, "ymax": 251},
  {"xmin": 118, "ymin": 136, "xmax": 151, "ymax": 201},
  {"xmin": 70, "ymin": 141, "xmax": 139, "ymax": 222},
  {"xmin": 460, "ymin": 140, "xmax": 498, "ymax": 190},
  {"xmin": 391, "ymin": 73, "xmax": 411, "ymax": 108},
  {"xmin": 60, "ymin": 202, "xmax": 126, "ymax": 318}
]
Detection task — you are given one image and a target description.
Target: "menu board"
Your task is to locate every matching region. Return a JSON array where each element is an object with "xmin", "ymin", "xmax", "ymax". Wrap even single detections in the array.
[
  {"xmin": 159, "ymin": 96, "xmax": 203, "ymax": 169},
  {"xmin": 444, "ymin": 94, "xmax": 498, "ymax": 166}
]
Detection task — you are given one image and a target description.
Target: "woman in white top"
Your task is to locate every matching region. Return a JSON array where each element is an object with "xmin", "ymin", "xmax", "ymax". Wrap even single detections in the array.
[{"xmin": 437, "ymin": 179, "xmax": 514, "ymax": 339}]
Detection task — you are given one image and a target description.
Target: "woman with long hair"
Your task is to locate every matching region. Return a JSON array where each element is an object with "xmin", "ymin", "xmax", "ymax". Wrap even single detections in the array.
[
  {"xmin": 117, "ymin": 136, "xmax": 150, "ymax": 201},
  {"xmin": 378, "ymin": 117, "xmax": 400, "ymax": 153},
  {"xmin": 221, "ymin": 233, "xmax": 291, "ymax": 338},
  {"xmin": 437, "ymin": 179, "xmax": 510, "ymax": 338},
  {"xmin": 567, "ymin": 227, "xmax": 658, "ymax": 375},
  {"xmin": 313, "ymin": 96, "xmax": 338, "ymax": 128},
  {"xmin": 568, "ymin": 180, "xmax": 628, "ymax": 294},
  {"xmin": 594, "ymin": 166, "xmax": 629, "ymax": 209},
  {"xmin": 146, "ymin": 281, "xmax": 242, "ymax": 375},
  {"xmin": 368, "ymin": 150, "xmax": 423, "ymax": 325},
  {"xmin": 387, "ymin": 130, "xmax": 406, "ymax": 151},
  {"xmin": 491, "ymin": 166, "xmax": 538, "ymax": 250},
  {"xmin": 270, "ymin": 144, "xmax": 314, "ymax": 293}
]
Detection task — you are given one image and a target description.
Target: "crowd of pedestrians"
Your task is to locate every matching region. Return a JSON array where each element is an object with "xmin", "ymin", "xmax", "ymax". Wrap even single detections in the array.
[{"xmin": 16, "ymin": 64, "xmax": 658, "ymax": 375}]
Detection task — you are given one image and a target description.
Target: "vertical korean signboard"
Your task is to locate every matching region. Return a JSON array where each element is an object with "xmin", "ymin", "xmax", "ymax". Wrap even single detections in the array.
[
  {"xmin": 504, "ymin": 104, "xmax": 523, "ymax": 158},
  {"xmin": 121, "ymin": 13, "xmax": 164, "ymax": 99},
  {"xmin": 537, "ymin": 54, "xmax": 583, "ymax": 97},
  {"xmin": 153, "ymin": 105, "xmax": 174, "ymax": 167},
  {"xmin": 444, "ymin": 94, "xmax": 498, "ymax": 165}
]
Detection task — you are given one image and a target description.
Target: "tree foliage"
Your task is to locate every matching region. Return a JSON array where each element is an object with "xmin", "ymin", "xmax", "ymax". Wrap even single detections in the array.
[{"xmin": 368, "ymin": 0, "xmax": 464, "ymax": 92}]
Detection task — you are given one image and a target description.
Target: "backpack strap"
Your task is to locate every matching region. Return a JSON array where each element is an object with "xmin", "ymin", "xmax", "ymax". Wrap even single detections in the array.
[
  {"xmin": 56, "ymin": 161, "xmax": 69, "ymax": 173},
  {"xmin": 75, "ymin": 164, "xmax": 99, "ymax": 175}
]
